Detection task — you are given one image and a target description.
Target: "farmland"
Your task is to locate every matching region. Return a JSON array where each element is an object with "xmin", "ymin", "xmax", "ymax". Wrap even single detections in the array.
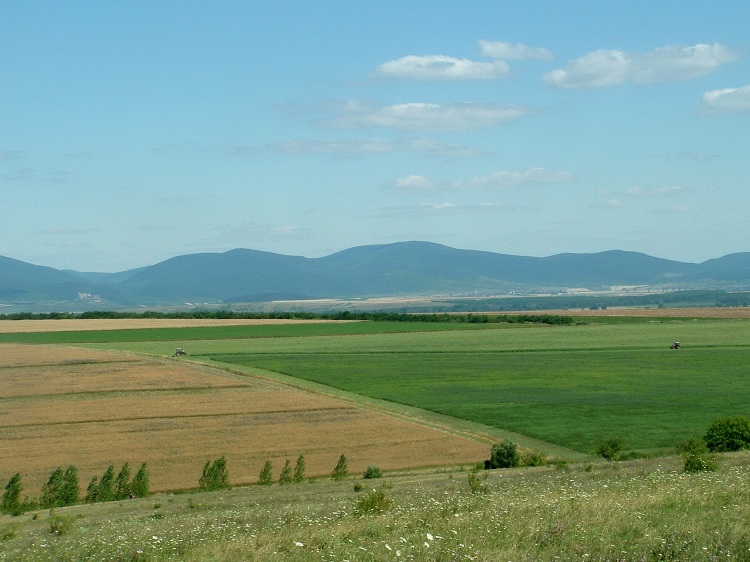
[{"xmin": 2, "ymin": 314, "xmax": 750, "ymax": 560}]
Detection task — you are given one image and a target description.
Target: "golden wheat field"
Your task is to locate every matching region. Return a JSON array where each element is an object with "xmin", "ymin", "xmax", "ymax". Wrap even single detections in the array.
[{"xmin": 0, "ymin": 342, "xmax": 489, "ymax": 495}]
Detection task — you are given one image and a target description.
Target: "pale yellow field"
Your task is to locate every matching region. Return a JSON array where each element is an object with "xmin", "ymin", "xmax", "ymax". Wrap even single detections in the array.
[
  {"xmin": 0, "ymin": 343, "xmax": 489, "ymax": 495},
  {"xmin": 0, "ymin": 318, "xmax": 353, "ymax": 333}
]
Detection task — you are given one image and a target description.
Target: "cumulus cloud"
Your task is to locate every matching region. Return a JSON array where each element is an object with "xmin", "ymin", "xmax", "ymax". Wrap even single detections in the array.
[
  {"xmin": 479, "ymin": 40, "xmax": 554, "ymax": 60},
  {"xmin": 392, "ymin": 167, "xmax": 574, "ymax": 192},
  {"xmin": 324, "ymin": 101, "xmax": 534, "ymax": 132},
  {"xmin": 703, "ymin": 84, "xmax": 750, "ymax": 113},
  {"xmin": 376, "ymin": 55, "xmax": 510, "ymax": 80},
  {"xmin": 544, "ymin": 43, "xmax": 738, "ymax": 88}
]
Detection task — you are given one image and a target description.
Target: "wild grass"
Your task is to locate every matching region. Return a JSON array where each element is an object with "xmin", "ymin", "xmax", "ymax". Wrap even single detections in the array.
[{"xmin": 2, "ymin": 453, "xmax": 749, "ymax": 561}]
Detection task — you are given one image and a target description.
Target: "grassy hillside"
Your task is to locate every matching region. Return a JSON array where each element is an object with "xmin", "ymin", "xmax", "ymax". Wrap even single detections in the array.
[{"xmin": 2, "ymin": 453, "xmax": 749, "ymax": 561}]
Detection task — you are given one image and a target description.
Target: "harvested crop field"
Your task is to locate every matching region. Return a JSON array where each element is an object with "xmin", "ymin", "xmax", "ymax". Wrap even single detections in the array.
[
  {"xmin": 0, "ymin": 318, "xmax": 353, "ymax": 333},
  {"xmin": 0, "ymin": 343, "xmax": 488, "ymax": 495},
  {"xmin": 515, "ymin": 307, "xmax": 750, "ymax": 318}
]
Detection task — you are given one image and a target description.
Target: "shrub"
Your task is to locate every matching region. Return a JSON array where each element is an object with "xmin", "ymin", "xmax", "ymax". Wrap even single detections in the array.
[
  {"xmin": 521, "ymin": 452, "xmax": 547, "ymax": 467},
  {"xmin": 355, "ymin": 486, "xmax": 392, "ymax": 515},
  {"xmin": 48, "ymin": 512, "xmax": 73, "ymax": 536},
  {"xmin": 596, "ymin": 437, "xmax": 625, "ymax": 461},
  {"xmin": 258, "ymin": 461, "xmax": 273, "ymax": 486},
  {"xmin": 278, "ymin": 459, "xmax": 293, "ymax": 484},
  {"xmin": 485, "ymin": 441, "xmax": 520, "ymax": 469},
  {"xmin": 467, "ymin": 467, "xmax": 488, "ymax": 494},
  {"xmin": 704, "ymin": 416, "xmax": 750, "ymax": 452},
  {"xmin": 293, "ymin": 455, "xmax": 306, "ymax": 483},
  {"xmin": 199, "ymin": 456, "xmax": 230, "ymax": 491},
  {"xmin": 679, "ymin": 437, "xmax": 718, "ymax": 473},
  {"xmin": 362, "ymin": 465, "xmax": 382, "ymax": 479},
  {"xmin": 1, "ymin": 473, "xmax": 24, "ymax": 516},
  {"xmin": 331, "ymin": 454, "xmax": 348, "ymax": 481}
]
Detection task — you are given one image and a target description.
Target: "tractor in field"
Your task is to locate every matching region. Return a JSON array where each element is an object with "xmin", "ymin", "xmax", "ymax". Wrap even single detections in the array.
[
  {"xmin": 172, "ymin": 348, "xmax": 187, "ymax": 357},
  {"xmin": 670, "ymin": 341, "xmax": 681, "ymax": 349}
]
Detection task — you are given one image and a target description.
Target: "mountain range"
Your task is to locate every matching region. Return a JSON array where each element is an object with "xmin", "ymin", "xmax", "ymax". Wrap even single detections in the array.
[{"xmin": 2, "ymin": 242, "xmax": 750, "ymax": 311}]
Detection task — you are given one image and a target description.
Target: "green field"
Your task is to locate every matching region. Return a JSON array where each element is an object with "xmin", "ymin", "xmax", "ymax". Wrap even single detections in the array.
[{"xmin": 54, "ymin": 317, "xmax": 750, "ymax": 456}]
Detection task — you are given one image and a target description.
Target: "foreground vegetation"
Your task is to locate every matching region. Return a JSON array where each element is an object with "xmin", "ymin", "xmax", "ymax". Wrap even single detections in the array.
[{"xmin": 2, "ymin": 453, "xmax": 749, "ymax": 561}]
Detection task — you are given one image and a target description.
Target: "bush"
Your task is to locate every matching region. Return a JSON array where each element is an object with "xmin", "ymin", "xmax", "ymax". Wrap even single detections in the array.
[
  {"xmin": 679, "ymin": 437, "xmax": 718, "ymax": 473},
  {"xmin": 331, "ymin": 454, "xmax": 348, "ymax": 480},
  {"xmin": 596, "ymin": 437, "xmax": 625, "ymax": 461},
  {"xmin": 485, "ymin": 441, "xmax": 520, "ymax": 469},
  {"xmin": 704, "ymin": 416, "xmax": 750, "ymax": 452},
  {"xmin": 467, "ymin": 467, "xmax": 488, "ymax": 494},
  {"xmin": 354, "ymin": 486, "xmax": 392, "ymax": 515},
  {"xmin": 521, "ymin": 452, "xmax": 547, "ymax": 467},
  {"xmin": 362, "ymin": 465, "xmax": 382, "ymax": 479}
]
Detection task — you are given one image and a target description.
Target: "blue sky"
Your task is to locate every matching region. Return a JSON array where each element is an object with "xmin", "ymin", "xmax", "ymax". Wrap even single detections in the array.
[{"xmin": 2, "ymin": 1, "xmax": 749, "ymax": 271}]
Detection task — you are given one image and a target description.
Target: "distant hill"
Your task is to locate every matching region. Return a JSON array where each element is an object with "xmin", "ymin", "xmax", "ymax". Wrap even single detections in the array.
[{"xmin": 2, "ymin": 242, "xmax": 750, "ymax": 311}]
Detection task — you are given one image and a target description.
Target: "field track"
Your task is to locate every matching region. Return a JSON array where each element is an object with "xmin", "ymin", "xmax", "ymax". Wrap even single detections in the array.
[{"xmin": 0, "ymin": 343, "xmax": 489, "ymax": 495}]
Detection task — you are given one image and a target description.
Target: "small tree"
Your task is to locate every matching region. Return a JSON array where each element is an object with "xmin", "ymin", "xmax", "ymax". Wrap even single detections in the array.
[
  {"xmin": 331, "ymin": 454, "xmax": 348, "ymax": 480},
  {"xmin": 595, "ymin": 437, "xmax": 625, "ymax": 461},
  {"xmin": 258, "ymin": 461, "xmax": 273, "ymax": 486},
  {"xmin": 114, "ymin": 462, "xmax": 131, "ymax": 500},
  {"xmin": 131, "ymin": 463, "xmax": 150, "ymax": 498},
  {"xmin": 84, "ymin": 476, "xmax": 99, "ymax": 503},
  {"xmin": 486, "ymin": 441, "xmax": 520, "ymax": 469},
  {"xmin": 199, "ymin": 457, "xmax": 229, "ymax": 491},
  {"xmin": 41, "ymin": 467, "xmax": 64, "ymax": 509},
  {"xmin": 278, "ymin": 459, "xmax": 293, "ymax": 484},
  {"xmin": 293, "ymin": 454, "xmax": 306, "ymax": 483},
  {"xmin": 60, "ymin": 465, "xmax": 79, "ymax": 506},
  {"xmin": 97, "ymin": 465, "xmax": 115, "ymax": 502},
  {"xmin": 2, "ymin": 473, "xmax": 24, "ymax": 516},
  {"xmin": 704, "ymin": 416, "xmax": 750, "ymax": 452}
]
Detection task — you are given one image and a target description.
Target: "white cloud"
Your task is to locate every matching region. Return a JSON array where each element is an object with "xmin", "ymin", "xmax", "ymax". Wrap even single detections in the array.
[
  {"xmin": 479, "ymin": 40, "xmax": 553, "ymax": 61},
  {"xmin": 703, "ymin": 84, "xmax": 750, "ymax": 113},
  {"xmin": 376, "ymin": 55, "xmax": 510, "ymax": 80},
  {"xmin": 392, "ymin": 167, "xmax": 574, "ymax": 192},
  {"xmin": 545, "ymin": 43, "xmax": 738, "ymax": 88},
  {"xmin": 266, "ymin": 137, "xmax": 485, "ymax": 157},
  {"xmin": 626, "ymin": 186, "xmax": 688, "ymax": 197},
  {"xmin": 395, "ymin": 175, "xmax": 436, "ymax": 190},
  {"xmin": 324, "ymin": 101, "xmax": 533, "ymax": 132},
  {"xmin": 452, "ymin": 167, "xmax": 575, "ymax": 189}
]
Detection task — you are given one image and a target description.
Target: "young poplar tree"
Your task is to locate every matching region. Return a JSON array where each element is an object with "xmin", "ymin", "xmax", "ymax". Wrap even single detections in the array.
[
  {"xmin": 331, "ymin": 454, "xmax": 348, "ymax": 481},
  {"xmin": 293, "ymin": 454, "xmax": 306, "ymax": 483},
  {"xmin": 60, "ymin": 465, "xmax": 80, "ymax": 506},
  {"xmin": 41, "ymin": 467, "xmax": 64, "ymax": 508},
  {"xmin": 114, "ymin": 463, "xmax": 131, "ymax": 499},
  {"xmin": 278, "ymin": 459, "xmax": 293, "ymax": 484},
  {"xmin": 85, "ymin": 476, "xmax": 99, "ymax": 503},
  {"xmin": 1, "ymin": 473, "xmax": 24, "ymax": 516},
  {"xmin": 258, "ymin": 460, "xmax": 273, "ymax": 486},
  {"xmin": 131, "ymin": 463, "xmax": 150, "ymax": 497},
  {"xmin": 97, "ymin": 465, "xmax": 116, "ymax": 502}
]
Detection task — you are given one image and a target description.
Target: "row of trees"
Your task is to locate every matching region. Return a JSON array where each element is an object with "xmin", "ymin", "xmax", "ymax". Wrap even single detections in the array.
[{"xmin": 2, "ymin": 462, "xmax": 150, "ymax": 516}]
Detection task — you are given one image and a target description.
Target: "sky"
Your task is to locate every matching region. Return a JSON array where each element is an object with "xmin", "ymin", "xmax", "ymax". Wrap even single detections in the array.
[{"xmin": 1, "ymin": 1, "xmax": 749, "ymax": 271}]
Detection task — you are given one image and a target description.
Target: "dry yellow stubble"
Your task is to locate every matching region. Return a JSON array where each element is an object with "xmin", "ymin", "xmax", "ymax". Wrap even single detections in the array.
[{"xmin": 0, "ymin": 344, "xmax": 488, "ymax": 495}]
